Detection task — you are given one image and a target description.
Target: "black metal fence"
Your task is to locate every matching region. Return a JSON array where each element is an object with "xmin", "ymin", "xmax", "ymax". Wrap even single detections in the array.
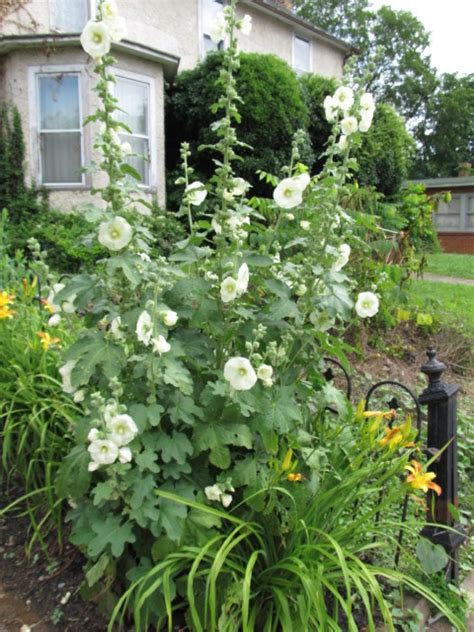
[{"xmin": 324, "ymin": 347, "xmax": 467, "ymax": 581}]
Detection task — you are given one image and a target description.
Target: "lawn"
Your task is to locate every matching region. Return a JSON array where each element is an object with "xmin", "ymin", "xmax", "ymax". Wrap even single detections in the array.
[
  {"xmin": 425, "ymin": 253, "xmax": 474, "ymax": 279},
  {"xmin": 411, "ymin": 279, "xmax": 474, "ymax": 333}
]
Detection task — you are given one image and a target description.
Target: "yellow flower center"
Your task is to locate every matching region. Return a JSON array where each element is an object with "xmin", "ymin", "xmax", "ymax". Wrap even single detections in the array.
[
  {"xmin": 238, "ymin": 368, "xmax": 247, "ymax": 376},
  {"xmin": 93, "ymin": 32, "xmax": 103, "ymax": 44},
  {"xmin": 110, "ymin": 229, "xmax": 120, "ymax": 238},
  {"xmin": 101, "ymin": 445, "xmax": 109, "ymax": 453}
]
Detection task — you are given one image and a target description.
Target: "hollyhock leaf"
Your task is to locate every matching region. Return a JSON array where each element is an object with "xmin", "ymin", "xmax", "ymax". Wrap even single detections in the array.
[
  {"xmin": 85, "ymin": 553, "xmax": 111, "ymax": 588},
  {"xmin": 128, "ymin": 404, "xmax": 149, "ymax": 432},
  {"xmin": 209, "ymin": 445, "xmax": 231, "ymax": 469},
  {"xmin": 155, "ymin": 431, "xmax": 193, "ymax": 464},
  {"xmin": 162, "ymin": 358, "xmax": 194, "ymax": 395},
  {"xmin": 231, "ymin": 458, "xmax": 257, "ymax": 487},
  {"xmin": 161, "ymin": 461, "xmax": 192, "ymax": 480},
  {"xmin": 67, "ymin": 333, "xmax": 126, "ymax": 386},
  {"xmin": 120, "ymin": 163, "xmax": 142, "ymax": 180},
  {"xmin": 169, "ymin": 394, "xmax": 204, "ymax": 426},
  {"xmin": 88, "ymin": 515, "xmax": 136, "ymax": 558},
  {"xmin": 135, "ymin": 448, "xmax": 160, "ymax": 474},
  {"xmin": 157, "ymin": 497, "xmax": 187, "ymax": 541},
  {"xmin": 106, "ymin": 256, "xmax": 141, "ymax": 287},
  {"xmin": 147, "ymin": 403, "xmax": 165, "ymax": 427},
  {"xmin": 56, "ymin": 446, "xmax": 91, "ymax": 501},
  {"xmin": 130, "ymin": 475, "xmax": 156, "ymax": 510},
  {"xmin": 92, "ymin": 480, "xmax": 116, "ymax": 506}
]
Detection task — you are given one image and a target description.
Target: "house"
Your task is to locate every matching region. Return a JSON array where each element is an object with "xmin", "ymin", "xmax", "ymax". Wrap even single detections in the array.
[
  {"xmin": 0, "ymin": 0, "xmax": 353, "ymax": 211},
  {"xmin": 411, "ymin": 177, "xmax": 474, "ymax": 254}
]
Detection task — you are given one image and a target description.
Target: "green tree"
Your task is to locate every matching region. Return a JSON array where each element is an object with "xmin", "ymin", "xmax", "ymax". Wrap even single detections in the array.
[
  {"xmin": 293, "ymin": 1, "xmax": 438, "ymax": 126},
  {"xmin": 415, "ymin": 73, "xmax": 474, "ymax": 177}
]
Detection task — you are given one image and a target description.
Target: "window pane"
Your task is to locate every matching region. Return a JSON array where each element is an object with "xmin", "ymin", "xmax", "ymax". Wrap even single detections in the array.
[
  {"xmin": 115, "ymin": 78, "xmax": 149, "ymax": 136},
  {"xmin": 41, "ymin": 132, "xmax": 82, "ymax": 183},
  {"xmin": 203, "ymin": 34, "xmax": 219, "ymax": 54},
  {"xmin": 294, "ymin": 36, "xmax": 310, "ymax": 72},
  {"xmin": 120, "ymin": 135, "xmax": 149, "ymax": 186},
  {"xmin": 54, "ymin": 0, "xmax": 88, "ymax": 32},
  {"xmin": 39, "ymin": 75, "xmax": 80, "ymax": 130},
  {"xmin": 202, "ymin": 0, "xmax": 224, "ymax": 36}
]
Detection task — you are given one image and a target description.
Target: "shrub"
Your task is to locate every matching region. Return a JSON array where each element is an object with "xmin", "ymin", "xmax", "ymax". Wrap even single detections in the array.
[
  {"xmin": 356, "ymin": 103, "xmax": 415, "ymax": 198},
  {"xmin": 299, "ymin": 73, "xmax": 337, "ymax": 171},
  {"xmin": 166, "ymin": 51, "xmax": 313, "ymax": 201}
]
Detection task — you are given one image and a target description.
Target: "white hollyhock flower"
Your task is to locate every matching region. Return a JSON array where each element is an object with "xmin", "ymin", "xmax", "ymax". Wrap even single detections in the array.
[
  {"xmin": 62, "ymin": 294, "xmax": 76, "ymax": 314},
  {"xmin": 210, "ymin": 11, "xmax": 226, "ymax": 43},
  {"xmin": 162, "ymin": 310, "xmax": 178, "ymax": 327},
  {"xmin": 338, "ymin": 135, "xmax": 348, "ymax": 151},
  {"xmin": 186, "ymin": 181, "xmax": 208, "ymax": 206},
  {"xmin": 80, "ymin": 20, "xmax": 111, "ymax": 58},
  {"xmin": 47, "ymin": 282, "xmax": 65, "ymax": 313},
  {"xmin": 98, "ymin": 216, "xmax": 133, "ymax": 251},
  {"xmin": 110, "ymin": 316, "xmax": 125, "ymax": 340},
  {"xmin": 73, "ymin": 389, "xmax": 85, "ymax": 403},
  {"xmin": 341, "ymin": 116, "xmax": 358, "ymax": 136},
  {"xmin": 355, "ymin": 291, "xmax": 380, "ymax": 318},
  {"xmin": 285, "ymin": 213, "xmax": 295, "ymax": 220},
  {"xmin": 88, "ymin": 439, "xmax": 119, "ymax": 470},
  {"xmin": 88, "ymin": 428, "xmax": 100, "ymax": 442},
  {"xmin": 231, "ymin": 177, "xmax": 250, "ymax": 196},
  {"xmin": 221, "ymin": 493, "xmax": 233, "ymax": 508},
  {"xmin": 333, "ymin": 244, "xmax": 351, "ymax": 271},
  {"xmin": 48, "ymin": 313, "xmax": 61, "ymax": 327},
  {"xmin": 227, "ymin": 214, "xmax": 250, "ymax": 234},
  {"xmin": 205, "ymin": 484, "xmax": 222, "ymax": 502},
  {"xmin": 106, "ymin": 15, "xmax": 127, "ymax": 42},
  {"xmin": 212, "ymin": 216, "xmax": 222, "ymax": 234},
  {"xmin": 295, "ymin": 284, "xmax": 307, "ymax": 296},
  {"xmin": 273, "ymin": 177, "xmax": 304, "ymax": 209},
  {"xmin": 236, "ymin": 263, "xmax": 249, "ymax": 296},
  {"xmin": 257, "ymin": 364, "xmax": 273, "ymax": 384},
  {"xmin": 101, "ymin": 0, "xmax": 118, "ymax": 20},
  {"xmin": 121, "ymin": 141, "xmax": 132, "ymax": 155},
  {"xmin": 239, "ymin": 14, "xmax": 252, "ymax": 36},
  {"xmin": 333, "ymin": 86, "xmax": 354, "ymax": 112},
  {"xmin": 118, "ymin": 446, "xmax": 132, "ymax": 463},
  {"xmin": 300, "ymin": 220, "xmax": 310, "ymax": 231},
  {"xmin": 360, "ymin": 92, "xmax": 374, "ymax": 112},
  {"xmin": 220, "ymin": 277, "xmax": 238, "ymax": 303},
  {"xmin": 152, "ymin": 335, "xmax": 171, "ymax": 355},
  {"xmin": 359, "ymin": 111, "xmax": 374, "ymax": 133},
  {"xmin": 59, "ymin": 360, "xmax": 76, "ymax": 394},
  {"xmin": 224, "ymin": 357, "xmax": 257, "ymax": 391},
  {"xmin": 136, "ymin": 310, "xmax": 153, "ymax": 346},
  {"xmin": 107, "ymin": 414, "xmax": 138, "ymax": 446},
  {"xmin": 293, "ymin": 172, "xmax": 311, "ymax": 190},
  {"xmin": 324, "ymin": 95, "xmax": 337, "ymax": 122}
]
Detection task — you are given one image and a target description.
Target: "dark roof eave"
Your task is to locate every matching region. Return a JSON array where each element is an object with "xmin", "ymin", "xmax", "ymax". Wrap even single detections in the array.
[
  {"xmin": 245, "ymin": 0, "xmax": 358, "ymax": 55},
  {"xmin": 0, "ymin": 33, "xmax": 180, "ymax": 79},
  {"xmin": 407, "ymin": 176, "xmax": 474, "ymax": 189}
]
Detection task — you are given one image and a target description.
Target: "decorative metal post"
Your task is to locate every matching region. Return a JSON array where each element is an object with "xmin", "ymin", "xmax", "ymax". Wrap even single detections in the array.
[{"xmin": 419, "ymin": 348, "xmax": 466, "ymax": 581}]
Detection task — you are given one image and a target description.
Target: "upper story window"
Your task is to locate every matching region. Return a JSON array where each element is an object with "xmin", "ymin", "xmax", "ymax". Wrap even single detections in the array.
[
  {"xmin": 36, "ymin": 71, "xmax": 84, "ymax": 186},
  {"xmin": 202, "ymin": 0, "xmax": 225, "ymax": 55},
  {"xmin": 52, "ymin": 0, "xmax": 91, "ymax": 32},
  {"xmin": 293, "ymin": 35, "xmax": 311, "ymax": 74},
  {"xmin": 115, "ymin": 73, "xmax": 153, "ymax": 187}
]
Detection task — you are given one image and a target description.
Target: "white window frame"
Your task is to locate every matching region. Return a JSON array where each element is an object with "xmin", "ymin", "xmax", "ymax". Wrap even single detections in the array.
[
  {"xmin": 199, "ymin": 0, "xmax": 226, "ymax": 59},
  {"xmin": 113, "ymin": 68, "xmax": 157, "ymax": 191},
  {"xmin": 293, "ymin": 34, "xmax": 312, "ymax": 75},
  {"xmin": 50, "ymin": 0, "xmax": 96, "ymax": 32},
  {"xmin": 28, "ymin": 64, "xmax": 87, "ymax": 189}
]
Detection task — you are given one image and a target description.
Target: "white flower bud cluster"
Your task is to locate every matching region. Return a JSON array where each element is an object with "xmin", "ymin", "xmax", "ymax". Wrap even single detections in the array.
[
  {"xmin": 87, "ymin": 401, "xmax": 138, "ymax": 472},
  {"xmin": 205, "ymin": 479, "xmax": 235, "ymax": 507},
  {"xmin": 323, "ymin": 87, "xmax": 376, "ymax": 148}
]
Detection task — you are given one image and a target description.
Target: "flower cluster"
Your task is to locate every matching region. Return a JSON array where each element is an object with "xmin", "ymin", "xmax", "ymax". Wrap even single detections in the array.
[
  {"xmin": 80, "ymin": 0, "xmax": 127, "ymax": 59},
  {"xmin": 0, "ymin": 291, "xmax": 15, "ymax": 319},
  {"xmin": 220, "ymin": 263, "xmax": 249, "ymax": 303},
  {"xmin": 210, "ymin": 9, "xmax": 252, "ymax": 44},
  {"xmin": 205, "ymin": 479, "xmax": 235, "ymax": 507},
  {"xmin": 324, "ymin": 86, "xmax": 375, "ymax": 148},
  {"xmin": 87, "ymin": 405, "xmax": 138, "ymax": 471}
]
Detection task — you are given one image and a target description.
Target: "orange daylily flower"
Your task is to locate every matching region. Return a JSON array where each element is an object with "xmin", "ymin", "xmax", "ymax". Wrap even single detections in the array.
[
  {"xmin": 0, "ymin": 305, "xmax": 15, "ymax": 319},
  {"xmin": 0, "ymin": 291, "xmax": 15, "ymax": 308},
  {"xmin": 379, "ymin": 418, "xmax": 415, "ymax": 450},
  {"xmin": 287, "ymin": 473, "xmax": 304, "ymax": 482},
  {"xmin": 37, "ymin": 331, "xmax": 60, "ymax": 350},
  {"xmin": 405, "ymin": 460, "xmax": 442, "ymax": 496}
]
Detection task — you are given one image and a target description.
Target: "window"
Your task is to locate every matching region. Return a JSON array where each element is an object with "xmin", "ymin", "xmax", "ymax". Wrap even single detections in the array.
[
  {"xmin": 202, "ymin": 0, "xmax": 225, "ymax": 55},
  {"xmin": 53, "ymin": 0, "xmax": 91, "ymax": 32},
  {"xmin": 293, "ymin": 35, "xmax": 311, "ymax": 74},
  {"xmin": 115, "ymin": 74, "xmax": 152, "ymax": 187},
  {"xmin": 36, "ymin": 72, "xmax": 84, "ymax": 185}
]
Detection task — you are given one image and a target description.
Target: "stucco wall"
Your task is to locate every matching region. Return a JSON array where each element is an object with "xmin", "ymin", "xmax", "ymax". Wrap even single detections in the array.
[
  {"xmin": 0, "ymin": 45, "xmax": 165, "ymax": 211},
  {"xmin": 235, "ymin": 3, "xmax": 344, "ymax": 78}
]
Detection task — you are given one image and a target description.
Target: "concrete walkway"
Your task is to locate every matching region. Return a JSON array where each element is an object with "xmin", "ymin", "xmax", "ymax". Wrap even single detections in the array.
[{"xmin": 422, "ymin": 273, "xmax": 474, "ymax": 286}]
